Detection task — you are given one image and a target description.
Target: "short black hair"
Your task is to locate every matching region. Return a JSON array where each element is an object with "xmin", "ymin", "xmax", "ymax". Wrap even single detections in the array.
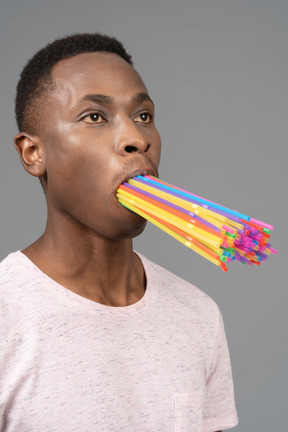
[{"xmin": 15, "ymin": 33, "xmax": 133, "ymax": 133}]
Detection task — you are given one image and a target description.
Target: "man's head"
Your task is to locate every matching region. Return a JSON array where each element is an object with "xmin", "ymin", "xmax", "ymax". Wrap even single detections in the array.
[
  {"xmin": 15, "ymin": 33, "xmax": 133, "ymax": 134},
  {"xmin": 14, "ymin": 33, "xmax": 161, "ymax": 241}
]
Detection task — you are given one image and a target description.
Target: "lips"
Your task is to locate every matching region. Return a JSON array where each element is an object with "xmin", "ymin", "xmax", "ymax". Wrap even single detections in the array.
[
  {"xmin": 121, "ymin": 167, "xmax": 158, "ymax": 186},
  {"xmin": 116, "ymin": 167, "xmax": 158, "ymax": 212},
  {"xmin": 113, "ymin": 159, "xmax": 159, "ymax": 207}
]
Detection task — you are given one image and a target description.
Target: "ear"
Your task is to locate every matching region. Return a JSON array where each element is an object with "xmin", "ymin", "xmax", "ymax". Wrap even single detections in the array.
[{"xmin": 14, "ymin": 132, "xmax": 46, "ymax": 177}]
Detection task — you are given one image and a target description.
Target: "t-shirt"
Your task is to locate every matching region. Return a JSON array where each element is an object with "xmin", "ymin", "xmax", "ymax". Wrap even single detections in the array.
[{"xmin": 0, "ymin": 251, "xmax": 238, "ymax": 432}]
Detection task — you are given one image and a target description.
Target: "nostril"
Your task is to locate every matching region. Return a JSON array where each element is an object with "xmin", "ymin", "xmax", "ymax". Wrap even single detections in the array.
[
  {"xmin": 124, "ymin": 144, "xmax": 150, "ymax": 153},
  {"xmin": 125, "ymin": 145, "xmax": 138, "ymax": 153}
]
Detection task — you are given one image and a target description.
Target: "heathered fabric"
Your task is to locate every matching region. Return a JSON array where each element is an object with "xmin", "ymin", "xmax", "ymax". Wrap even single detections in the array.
[{"xmin": 0, "ymin": 251, "xmax": 238, "ymax": 432}]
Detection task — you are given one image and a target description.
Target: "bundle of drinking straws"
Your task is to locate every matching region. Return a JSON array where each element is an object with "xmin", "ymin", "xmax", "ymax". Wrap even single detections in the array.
[{"xmin": 117, "ymin": 175, "xmax": 277, "ymax": 272}]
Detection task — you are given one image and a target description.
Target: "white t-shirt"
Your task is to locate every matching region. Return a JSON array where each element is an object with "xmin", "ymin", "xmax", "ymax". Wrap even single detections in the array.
[{"xmin": 0, "ymin": 251, "xmax": 238, "ymax": 432}]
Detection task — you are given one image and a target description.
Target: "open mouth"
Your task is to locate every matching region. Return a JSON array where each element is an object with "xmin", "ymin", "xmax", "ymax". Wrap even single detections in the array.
[
  {"xmin": 115, "ymin": 168, "xmax": 158, "ymax": 210},
  {"xmin": 120, "ymin": 168, "xmax": 158, "ymax": 187}
]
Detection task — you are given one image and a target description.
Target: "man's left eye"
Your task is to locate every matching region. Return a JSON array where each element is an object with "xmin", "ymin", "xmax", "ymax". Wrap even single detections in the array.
[
  {"xmin": 134, "ymin": 113, "xmax": 152, "ymax": 123},
  {"xmin": 82, "ymin": 113, "xmax": 106, "ymax": 123}
]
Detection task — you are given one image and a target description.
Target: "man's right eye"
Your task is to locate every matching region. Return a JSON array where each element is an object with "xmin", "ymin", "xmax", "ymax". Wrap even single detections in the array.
[{"xmin": 82, "ymin": 113, "xmax": 106, "ymax": 123}]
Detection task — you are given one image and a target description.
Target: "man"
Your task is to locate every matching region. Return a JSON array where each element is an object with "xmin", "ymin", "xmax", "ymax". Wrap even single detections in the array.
[{"xmin": 0, "ymin": 33, "xmax": 238, "ymax": 431}]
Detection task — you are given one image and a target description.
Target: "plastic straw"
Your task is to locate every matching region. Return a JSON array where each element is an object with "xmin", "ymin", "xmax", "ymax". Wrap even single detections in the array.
[{"xmin": 117, "ymin": 176, "xmax": 277, "ymax": 271}]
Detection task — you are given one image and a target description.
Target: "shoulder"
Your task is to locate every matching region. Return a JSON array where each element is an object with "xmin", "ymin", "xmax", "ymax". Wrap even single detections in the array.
[
  {"xmin": 0, "ymin": 252, "xmax": 32, "ymax": 330},
  {"xmin": 0, "ymin": 251, "xmax": 41, "ymax": 311},
  {"xmin": 0, "ymin": 251, "xmax": 26, "ymax": 285}
]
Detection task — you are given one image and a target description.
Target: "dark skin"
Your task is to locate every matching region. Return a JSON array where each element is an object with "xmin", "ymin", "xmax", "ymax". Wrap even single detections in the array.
[
  {"xmin": 14, "ymin": 52, "xmax": 161, "ymax": 307},
  {"xmin": 14, "ymin": 52, "xmax": 222, "ymax": 431}
]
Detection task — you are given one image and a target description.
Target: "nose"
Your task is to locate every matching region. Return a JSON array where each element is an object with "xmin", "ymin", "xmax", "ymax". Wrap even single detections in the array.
[{"xmin": 115, "ymin": 118, "xmax": 150, "ymax": 156}]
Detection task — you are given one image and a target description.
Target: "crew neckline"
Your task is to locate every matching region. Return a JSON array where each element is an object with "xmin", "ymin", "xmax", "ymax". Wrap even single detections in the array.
[{"xmin": 13, "ymin": 250, "xmax": 154, "ymax": 317}]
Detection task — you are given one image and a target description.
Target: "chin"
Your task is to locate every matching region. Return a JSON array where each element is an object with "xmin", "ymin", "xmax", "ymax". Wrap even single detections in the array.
[
  {"xmin": 116, "ymin": 215, "xmax": 148, "ymax": 240},
  {"xmin": 130, "ymin": 219, "xmax": 147, "ymax": 238}
]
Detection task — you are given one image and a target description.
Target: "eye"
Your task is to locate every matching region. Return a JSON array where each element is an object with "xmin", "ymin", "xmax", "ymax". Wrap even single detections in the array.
[
  {"xmin": 82, "ymin": 113, "xmax": 106, "ymax": 124},
  {"xmin": 134, "ymin": 112, "xmax": 152, "ymax": 123}
]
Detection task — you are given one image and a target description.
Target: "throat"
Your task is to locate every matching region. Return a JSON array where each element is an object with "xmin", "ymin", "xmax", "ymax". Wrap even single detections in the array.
[
  {"xmin": 77, "ymin": 252, "xmax": 147, "ymax": 306},
  {"xmin": 21, "ymin": 239, "xmax": 147, "ymax": 307}
]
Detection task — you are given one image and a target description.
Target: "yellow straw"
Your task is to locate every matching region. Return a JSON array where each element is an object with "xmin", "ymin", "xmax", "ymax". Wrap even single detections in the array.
[
  {"xmin": 118, "ymin": 197, "xmax": 221, "ymax": 267},
  {"xmin": 198, "ymin": 239, "xmax": 225, "ymax": 256},
  {"xmin": 117, "ymin": 191, "xmax": 223, "ymax": 248},
  {"xmin": 128, "ymin": 179, "xmax": 228, "ymax": 223},
  {"xmin": 223, "ymin": 219, "xmax": 245, "ymax": 231}
]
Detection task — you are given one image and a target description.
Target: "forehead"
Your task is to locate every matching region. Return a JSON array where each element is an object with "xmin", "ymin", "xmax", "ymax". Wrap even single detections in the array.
[{"xmin": 50, "ymin": 52, "xmax": 147, "ymax": 103}]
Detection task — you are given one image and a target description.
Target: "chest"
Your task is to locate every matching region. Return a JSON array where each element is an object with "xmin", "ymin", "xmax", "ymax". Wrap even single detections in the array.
[{"xmin": 1, "ymin": 311, "xmax": 210, "ymax": 431}]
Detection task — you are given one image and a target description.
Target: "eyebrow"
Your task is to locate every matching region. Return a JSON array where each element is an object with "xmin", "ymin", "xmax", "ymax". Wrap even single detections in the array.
[
  {"xmin": 131, "ymin": 92, "xmax": 154, "ymax": 107},
  {"xmin": 78, "ymin": 94, "xmax": 114, "ymax": 105},
  {"xmin": 74, "ymin": 92, "xmax": 154, "ymax": 108}
]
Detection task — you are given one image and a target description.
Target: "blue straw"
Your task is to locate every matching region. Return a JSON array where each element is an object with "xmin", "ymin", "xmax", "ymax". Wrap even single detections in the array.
[{"xmin": 136, "ymin": 176, "xmax": 250, "ymax": 221}]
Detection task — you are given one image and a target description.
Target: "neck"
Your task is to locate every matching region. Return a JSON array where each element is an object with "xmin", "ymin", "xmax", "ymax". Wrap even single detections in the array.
[{"xmin": 22, "ymin": 214, "xmax": 146, "ymax": 307}]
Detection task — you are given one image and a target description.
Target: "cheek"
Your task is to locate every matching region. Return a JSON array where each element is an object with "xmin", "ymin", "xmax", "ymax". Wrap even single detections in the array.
[{"xmin": 45, "ymin": 134, "xmax": 110, "ymax": 185}]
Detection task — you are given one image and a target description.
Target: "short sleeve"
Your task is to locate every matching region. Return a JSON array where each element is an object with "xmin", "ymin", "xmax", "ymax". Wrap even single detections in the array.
[{"xmin": 203, "ymin": 310, "xmax": 239, "ymax": 432}]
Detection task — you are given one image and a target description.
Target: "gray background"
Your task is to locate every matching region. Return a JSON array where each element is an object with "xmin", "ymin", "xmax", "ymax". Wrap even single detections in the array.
[{"xmin": 0, "ymin": 0, "xmax": 287, "ymax": 430}]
